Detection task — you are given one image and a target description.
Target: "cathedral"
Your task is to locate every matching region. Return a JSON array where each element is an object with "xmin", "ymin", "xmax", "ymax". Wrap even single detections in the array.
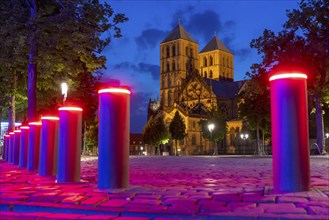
[{"xmin": 147, "ymin": 24, "xmax": 245, "ymax": 155}]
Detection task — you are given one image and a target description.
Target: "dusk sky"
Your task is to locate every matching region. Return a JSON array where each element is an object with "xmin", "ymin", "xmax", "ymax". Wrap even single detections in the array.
[{"xmin": 101, "ymin": 0, "xmax": 299, "ymax": 133}]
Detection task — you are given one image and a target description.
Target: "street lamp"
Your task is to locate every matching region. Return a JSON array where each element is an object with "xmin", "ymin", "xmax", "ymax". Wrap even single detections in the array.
[
  {"xmin": 140, "ymin": 146, "xmax": 143, "ymax": 155},
  {"xmin": 208, "ymin": 123, "xmax": 215, "ymax": 155},
  {"xmin": 61, "ymin": 82, "xmax": 68, "ymax": 105},
  {"xmin": 240, "ymin": 133, "xmax": 249, "ymax": 156},
  {"xmin": 324, "ymin": 133, "xmax": 329, "ymax": 154}
]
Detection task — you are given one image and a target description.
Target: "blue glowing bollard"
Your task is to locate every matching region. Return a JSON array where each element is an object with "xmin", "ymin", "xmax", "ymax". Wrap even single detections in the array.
[
  {"xmin": 19, "ymin": 126, "xmax": 29, "ymax": 168},
  {"xmin": 270, "ymin": 72, "xmax": 310, "ymax": 192},
  {"xmin": 8, "ymin": 132, "xmax": 14, "ymax": 163},
  {"xmin": 13, "ymin": 130, "xmax": 21, "ymax": 165},
  {"xmin": 4, "ymin": 134, "xmax": 10, "ymax": 161},
  {"xmin": 57, "ymin": 107, "xmax": 82, "ymax": 182},
  {"xmin": 5, "ymin": 134, "xmax": 10, "ymax": 161},
  {"xmin": 27, "ymin": 122, "xmax": 42, "ymax": 171},
  {"xmin": 39, "ymin": 116, "xmax": 59, "ymax": 176},
  {"xmin": 98, "ymin": 87, "xmax": 130, "ymax": 189}
]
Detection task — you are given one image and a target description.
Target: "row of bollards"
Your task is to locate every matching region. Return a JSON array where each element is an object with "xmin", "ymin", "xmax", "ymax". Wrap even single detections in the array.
[{"xmin": 2, "ymin": 86, "xmax": 130, "ymax": 189}]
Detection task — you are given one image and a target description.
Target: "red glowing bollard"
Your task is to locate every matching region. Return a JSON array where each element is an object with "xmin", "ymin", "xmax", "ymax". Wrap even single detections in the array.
[
  {"xmin": 13, "ymin": 130, "xmax": 21, "ymax": 165},
  {"xmin": 57, "ymin": 107, "xmax": 82, "ymax": 182},
  {"xmin": 270, "ymin": 72, "xmax": 310, "ymax": 192},
  {"xmin": 8, "ymin": 132, "xmax": 14, "ymax": 163},
  {"xmin": 39, "ymin": 116, "xmax": 59, "ymax": 176},
  {"xmin": 27, "ymin": 122, "xmax": 42, "ymax": 171},
  {"xmin": 98, "ymin": 87, "xmax": 130, "ymax": 189},
  {"xmin": 19, "ymin": 126, "xmax": 29, "ymax": 168}
]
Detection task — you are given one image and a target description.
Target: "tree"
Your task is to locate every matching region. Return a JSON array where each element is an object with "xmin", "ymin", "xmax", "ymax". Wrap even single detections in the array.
[
  {"xmin": 238, "ymin": 65, "xmax": 271, "ymax": 155},
  {"xmin": 142, "ymin": 115, "xmax": 169, "ymax": 155},
  {"xmin": 250, "ymin": 0, "xmax": 329, "ymax": 153},
  {"xmin": 200, "ymin": 109, "xmax": 227, "ymax": 155},
  {"xmin": 0, "ymin": 0, "xmax": 128, "ymax": 121},
  {"xmin": 169, "ymin": 111, "xmax": 186, "ymax": 156}
]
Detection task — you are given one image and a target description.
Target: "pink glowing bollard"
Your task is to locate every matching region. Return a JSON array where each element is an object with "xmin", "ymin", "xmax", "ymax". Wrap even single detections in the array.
[
  {"xmin": 98, "ymin": 87, "xmax": 130, "ymax": 189},
  {"xmin": 19, "ymin": 126, "xmax": 29, "ymax": 168},
  {"xmin": 27, "ymin": 122, "xmax": 42, "ymax": 171},
  {"xmin": 57, "ymin": 107, "xmax": 82, "ymax": 182},
  {"xmin": 13, "ymin": 130, "xmax": 21, "ymax": 165},
  {"xmin": 8, "ymin": 132, "xmax": 14, "ymax": 163},
  {"xmin": 39, "ymin": 116, "xmax": 59, "ymax": 176},
  {"xmin": 270, "ymin": 72, "xmax": 310, "ymax": 192}
]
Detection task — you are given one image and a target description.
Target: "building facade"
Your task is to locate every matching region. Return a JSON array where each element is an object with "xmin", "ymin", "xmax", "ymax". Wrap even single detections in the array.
[{"xmin": 148, "ymin": 24, "xmax": 245, "ymax": 155}]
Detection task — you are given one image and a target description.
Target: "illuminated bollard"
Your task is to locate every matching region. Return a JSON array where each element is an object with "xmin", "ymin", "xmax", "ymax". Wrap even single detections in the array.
[
  {"xmin": 57, "ymin": 107, "xmax": 82, "ymax": 182},
  {"xmin": 13, "ymin": 130, "xmax": 21, "ymax": 165},
  {"xmin": 39, "ymin": 116, "xmax": 59, "ymax": 176},
  {"xmin": 27, "ymin": 122, "xmax": 42, "ymax": 171},
  {"xmin": 4, "ymin": 134, "xmax": 10, "ymax": 161},
  {"xmin": 98, "ymin": 87, "xmax": 130, "ymax": 189},
  {"xmin": 19, "ymin": 126, "xmax": 29, "ymax": 168},
  {"xmin": 8, "ymin": 132, "xmax": 14, "ymax": 163},
  {"xmin": 270, "ymin": 72, "xmax": 310, "ymax": 192}
]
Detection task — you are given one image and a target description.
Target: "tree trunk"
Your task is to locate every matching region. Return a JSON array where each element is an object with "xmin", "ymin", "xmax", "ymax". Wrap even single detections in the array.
[
  {"xmin": 315, "ymin": 94, "xmax": 324, "ymax": 153},
  {"xmin": 175, "ymin": 139, "xmax": 177, "ymax": 156},
  {"xmin": 27, "ymin": 0, "xmax": 37, "ymax": 121},
  {"xmin": 256, "ymin": 124, "xmax": 260, "ymax": 155},
  {"xmin": 8, "ymin": 96, "xmax": 15, "ymax": 132}
]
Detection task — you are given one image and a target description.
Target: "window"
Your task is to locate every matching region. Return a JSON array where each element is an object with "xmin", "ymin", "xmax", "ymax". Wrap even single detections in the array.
[
  {"xmin": 168, "ymin": 90, "xmax": 172, "ymax": 105},
  {"xmin": 190, "ymin": 48, "xmax": 193, "ymax": 58},
  {"xmin": 193, "ymin": 121, "xmax": 196, "ymax": 128},
  {"xmin": 192, "ymin": 134, "xmax": 196, "ymax": 145},
  {"xmin": 204, "ymin": 57, "xmax": 208, "ymax": 67},
  {"xmin": 223, "ymin": 57, "xmax": 225, "ymax": 66},
  {"xmin": 166, "ymin": 46, "xmax": 170, "ymax": 58},
  {"xmin": 172, "ymin": 60, "xmax": 175, "ymax": 71},
  {"xmin": 227, "ymin": 58, "xmax": 229, "ymax": 67},
  {"xmin": 172, "ymin": 45, "xmax": 176, "ymax": 56},
  {"xmin": 166, "ymin": 61, "xmax": 170, "ymax": 72},
  {"xmin": 185, "ymin": 47, "xmax": 188, "ymax": 56},
  {"xmin": 210, "ymin": 70, "xmax": 213, "ymax": 78},
  {"xmin": 162, "ymin": 76, "xmax": 165, "ymax": 88},
  {"xmin": 210, "ymin": 56, "xmax": 213, "ymax": 65},
  {"xmin": 168, "ymin": 75, "xmax": 171, "ymax": 87},
  {"xmin": 204, "ymin": 71, "xmax": 207, "ymax": 78}
]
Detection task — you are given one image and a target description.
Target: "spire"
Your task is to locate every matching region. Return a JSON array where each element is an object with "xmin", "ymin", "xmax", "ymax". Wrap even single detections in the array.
[
  {"xmin": 161, "ymin": 24, "xmax": 197, "ymax": 43},
  {"xmin": 200, "ymin": 36, "xmax": 232, "ymax": 54}
]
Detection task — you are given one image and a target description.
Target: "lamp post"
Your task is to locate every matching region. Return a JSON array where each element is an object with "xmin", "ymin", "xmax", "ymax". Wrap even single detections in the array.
[
  {"xmin": 140, "ymin": 146, "xmax": 143, "ymax": 155},
  {"xmin": 324, "ymin": 133, "xmax": 329, "ymax": 154},
  {"xmin": 61, "ymin": 82, "xmax": 68, "ymax": 105},
  {"xmin": 208, "ymin": 123, "xmax": 215, "ymax": 155},
  {"xmin": 240, "ymin": 133, "xmax": 249, "ymax": 156}
]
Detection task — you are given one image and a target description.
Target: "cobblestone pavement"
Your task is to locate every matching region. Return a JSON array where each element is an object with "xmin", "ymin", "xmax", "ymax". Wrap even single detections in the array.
[{"xmin": 0, "ymin": 156, "xmax": 328, "ymax": 219}]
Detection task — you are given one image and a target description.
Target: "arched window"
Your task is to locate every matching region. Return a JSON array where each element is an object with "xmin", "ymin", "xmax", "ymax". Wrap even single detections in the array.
[
  {"xmin": 185, "ymin": 47, "xmax": 189, "ymax": 56},
  {"xmin": 162, "ymin": 76, "xmax": 165, "ymax": 88},
  {"xmin": 227, "ymin": 58, "xmax": 229, "ymax": 67},
  {"xmin": 166, "ymin": 46, "xmax": 170, "ymax": 58},
  {"xmin": 210, "ymin": 56, "xmax": 213, "ymax": 66},
  {"xmin": 168, "ymin": 90, "xmax": 172, "ymax": 105},
  {"xmin": 204, "ymin": 71, "xmax": 207, "ymax": 78},
  {"xmin": 172, "ymin": 60, "xmax": 175, "ymax": 71},
  {"xmin": 223, "ymin": 57, "xmax": 225, "ymax": 66},
  {"xmin": 166, "ymin": 61, "xmax": 170, "ymax": 72},
  {"xmin": 192, "ymin": 134, "xmax": 196, "ymax": 145},
  {"xmin": 172, "ymin": 45, "xmax": 176, "ymax": 56},
  {"xmin": 210, "ymin": 70, "xmax": 213, "ymax": 78},
  {"xmin": 190, "ymin": 48, "xmax": 193, "ymax": 58},
  {"xmin": 168, "ymin": 75, "xmax": 171, "ymax": 87},
  {"xmin": 204, "ymin": 57, "xmax": 208, "ymax": 67}
]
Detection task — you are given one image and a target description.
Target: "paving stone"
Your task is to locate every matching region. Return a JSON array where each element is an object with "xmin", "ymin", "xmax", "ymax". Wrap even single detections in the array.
[
  {"xmin": 308, "ymin": 205, "xmax": 329, "ymax": 215},
  {"xmin": 277, "ymin": 196, "xmax": 309, "ymax": 203},
  {"xmin": 100, "ymin": 199, "xmax": 130, "ymax": 207},
  {"xmin": 81, "ymin": 196, "xmax": 108, "ymax": 206}
]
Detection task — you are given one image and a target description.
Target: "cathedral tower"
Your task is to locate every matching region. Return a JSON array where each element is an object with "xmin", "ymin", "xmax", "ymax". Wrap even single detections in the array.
[{"xmin": 160, "ymin": 24, "xmax": 199, "ymax": 110}]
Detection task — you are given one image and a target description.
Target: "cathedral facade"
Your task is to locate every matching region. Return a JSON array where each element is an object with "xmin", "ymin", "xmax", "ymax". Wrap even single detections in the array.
[{"xmin": 148, "ymin": 24, "xmax": 245, "ymax": 155}]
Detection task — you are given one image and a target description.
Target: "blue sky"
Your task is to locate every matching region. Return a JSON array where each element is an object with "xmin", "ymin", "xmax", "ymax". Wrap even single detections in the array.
[{"xmin": 101, "ymin": 0, "xmax": 299, "ymax": 133}]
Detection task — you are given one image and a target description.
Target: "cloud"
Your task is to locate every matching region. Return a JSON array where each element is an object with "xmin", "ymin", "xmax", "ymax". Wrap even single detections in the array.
[
  {"xmin": 233, "ymin": 48, "xmax": 252, "ymax": 61},
  {"xmin": 113, "ymin": 62, "xmax": 159, "ymax": 81},
  {"xmin": 135, "ymin": 29, "xmax": 168, "ymax": 50}
]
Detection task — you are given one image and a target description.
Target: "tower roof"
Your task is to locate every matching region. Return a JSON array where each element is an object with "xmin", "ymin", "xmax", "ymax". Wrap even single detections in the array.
[
  {"xmin": 161, "ymin": 24, "xmax": 197, "ymax": 44},
  {"xmin": 200, "ymin": 36, "xmax": 232, "ymax": 54}
]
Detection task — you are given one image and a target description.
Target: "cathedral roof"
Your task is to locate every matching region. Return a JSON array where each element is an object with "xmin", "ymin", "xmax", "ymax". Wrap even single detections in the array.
[
  {"xmin": 206, "ymin": 79, "xmax": 245, "ymax": 99},
  {"xmin": 200, "ymin": 36, "xmax": 232, "ymax": 54},
  {"xmin": 162, "ymin": 24, "xmax": 197, "ymax": 44}
]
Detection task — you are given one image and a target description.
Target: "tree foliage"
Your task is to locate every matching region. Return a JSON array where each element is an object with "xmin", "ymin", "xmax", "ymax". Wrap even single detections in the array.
[
  {"xmin": 0, "ymin": 0, "xmax": 128, "ymax": 122},
  {"xmin": 200, "ymin": 109, "xmax": 227, "ymax": 141},
  {"xmin": 142, "ymin": 115, "xmax": 169, "ymax": 154},
  {"xmin": 250, "ymin": 0, "xmax": 329, "ymax": 152},
  {"xmin": 169, "ymin": 111, "xmax": 186, "ymax": 155}
]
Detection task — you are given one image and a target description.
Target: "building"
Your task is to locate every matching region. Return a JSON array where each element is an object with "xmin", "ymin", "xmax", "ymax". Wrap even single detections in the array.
[{"xmin": 147, "ymin": 24, "xmax": 245, "ymax": 155}]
